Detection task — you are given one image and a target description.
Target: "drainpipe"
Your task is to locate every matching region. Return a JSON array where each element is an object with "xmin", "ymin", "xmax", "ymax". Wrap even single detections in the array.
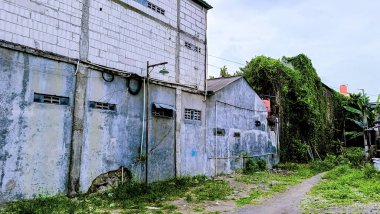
[
  {"xmin": 214, "ymin": 100, "xmax": 217, "ymax": 176},
  {"xmin": 140, "ymin": 78, "xmax": 146, "ymax": 159}
]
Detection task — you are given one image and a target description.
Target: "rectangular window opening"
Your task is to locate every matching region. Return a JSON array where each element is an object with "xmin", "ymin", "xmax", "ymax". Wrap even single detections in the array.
[
  {"xmin": 185, "ymin": 42, "xmax": 201, "ymax": 53},
  {"xmin": 152, "ymin": 103, "xmax": 175, "ymax": 118},
  {"xmin": 184, "ymin": 109, "xmax": 201, "ymax": 121},
  {"xmin": 147, "ymin": 1, "xmax": 165, "ymax": 15},
  {"xmin": 33, "ymin": 93, "xmax": 69, "ymax": 105},
  {"xmin": 234, "ymin": 132, "xmax": 241, "ymax": 138},
  {"xmin": 89, "ymin": 101, "xmax": 116, "ymax": 111},
  {"xmin": 213, "ymin": 128, "xmax": 226, "ymax": 136}
]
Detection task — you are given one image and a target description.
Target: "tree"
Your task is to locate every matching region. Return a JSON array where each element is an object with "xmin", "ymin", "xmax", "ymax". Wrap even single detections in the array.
[
  {"xmin": 220, "ymin": 65, "xmax": 231, "ymax": 77},
  {"xmin": 344, "ymin": 94, "xmax": 380, "ymax": 158}
]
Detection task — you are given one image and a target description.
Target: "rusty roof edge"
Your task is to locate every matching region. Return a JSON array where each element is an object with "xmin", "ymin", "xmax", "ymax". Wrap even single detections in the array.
[
  {"xmin": 207, "ymin": 76, "xmax": 243, "ymax": 93},
  {"xmin": 191, "ymin": 0, "xmax": 213, "ymax": 9}
]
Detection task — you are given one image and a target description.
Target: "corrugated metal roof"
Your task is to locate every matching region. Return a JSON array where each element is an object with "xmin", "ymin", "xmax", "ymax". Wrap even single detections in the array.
[
  {"xmin": 192, "ymin": 0, "xmax": 213, "ymax": 9},
  {"xmin": 207, "ymin": 76, "xmax": 243, "ymax": 93}
]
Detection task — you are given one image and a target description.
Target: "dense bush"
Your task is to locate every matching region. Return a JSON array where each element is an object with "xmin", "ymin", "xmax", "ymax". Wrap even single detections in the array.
[
  {"xmin": 243, "ymin": 158, "xmax": 267, "ymax": 174},
  {"xmin": 343, "ymin": 147, "xmax": 366, "ymax": 168}
]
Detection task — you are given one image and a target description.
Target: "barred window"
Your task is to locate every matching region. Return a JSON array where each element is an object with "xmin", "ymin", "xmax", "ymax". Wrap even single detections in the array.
[
  {"xmin": 33, "ymin": 93, "xmax": 69, "ymax": 105},
  {"xmin": 184, "ymin": 109, "xmax": 201, "ymax": 121},
  {"xmin": 89, "ymin": 101, "xmax": 116, "ymax": 111},
  {"xmin": 185, "ymin": 42, "xmax": 201, "ymax": 53}
]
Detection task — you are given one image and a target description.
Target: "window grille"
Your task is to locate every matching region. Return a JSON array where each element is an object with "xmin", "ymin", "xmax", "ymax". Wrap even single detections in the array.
[
  {"xmin": 147, "ymin": 1, "xmax": 165, "ymax": 15},
  {"xmin": 185, "ymin": 42, "xmax": 201, "ymax": 53},
  {"xmin": 33, "ymin": 93, "xmax": 69, "ymax": 105},
  {"xmin": 89, "ymin": 101, "xmax": 116, "ymax": 111},
  {"xmin": 184, "ymin": 109, "xmax": 201, "ymax": 121}
]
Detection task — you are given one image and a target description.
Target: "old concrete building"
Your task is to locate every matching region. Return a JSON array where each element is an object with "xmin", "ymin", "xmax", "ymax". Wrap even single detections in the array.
[
  {"xmin": 206, "ymin": 76, "xmax": 279, "ymax": 175},
  {"xmin": 0, "ymin": 0, "xmax": 278, "ymax": 203}
]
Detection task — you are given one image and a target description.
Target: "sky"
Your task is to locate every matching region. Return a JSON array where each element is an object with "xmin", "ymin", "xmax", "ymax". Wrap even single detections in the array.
[{"xmin": 206, "ymin": 0, "xmax": 380, "ymax": 101}]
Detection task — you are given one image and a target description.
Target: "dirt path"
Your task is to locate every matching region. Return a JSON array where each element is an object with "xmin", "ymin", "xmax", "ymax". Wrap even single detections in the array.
[{"xmin": 231, "ymin": 173, "xmax": 325, "ymax": 214}]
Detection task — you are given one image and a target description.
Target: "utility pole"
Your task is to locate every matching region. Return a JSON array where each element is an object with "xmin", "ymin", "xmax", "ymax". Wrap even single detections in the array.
[
  {"xmin": 359, "ymin": 89, "xmax": 369, "ymax": 158},
  {"xmin": 145, "ymin": 61, "xmax": 168, "ymax": 185}
]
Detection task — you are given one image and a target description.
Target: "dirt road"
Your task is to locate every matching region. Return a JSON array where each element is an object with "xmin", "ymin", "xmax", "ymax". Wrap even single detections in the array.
[{"xmin": 231, "ymin": 173, "xmax": 325, "ymax": 214}]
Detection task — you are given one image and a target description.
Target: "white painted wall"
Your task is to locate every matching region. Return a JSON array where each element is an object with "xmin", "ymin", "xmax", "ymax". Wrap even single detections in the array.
[
  {"xmin": 0, "ymin": 0, "xmax": 209, "ymax": 90},
  {"xmin": 0, "ymin": 0, "xmax": 82, "ymax": 58}
]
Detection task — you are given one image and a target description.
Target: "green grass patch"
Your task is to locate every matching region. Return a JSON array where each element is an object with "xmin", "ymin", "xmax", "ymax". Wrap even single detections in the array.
[
  {"xmin": 304, "ymin": 164, "xmax": 380, "ymax": 211},
  {"xmin": 2, "ymin": 175, "xmax": 232, "ymax": 214},
  {"xmin": 236, "ymin": 164, "xmax": 318, "ymax": 206}
]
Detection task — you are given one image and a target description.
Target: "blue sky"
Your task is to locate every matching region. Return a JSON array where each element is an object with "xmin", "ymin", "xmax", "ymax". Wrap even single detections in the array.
[{"xmin": 206, "ymin": 0, "xmax": 380, "ymax": 101}]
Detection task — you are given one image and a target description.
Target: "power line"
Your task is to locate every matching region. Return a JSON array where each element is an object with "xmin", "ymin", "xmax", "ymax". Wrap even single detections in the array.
[{"xmin": 208, "ymin": 54, "xmax": 246, "ymax": 66}]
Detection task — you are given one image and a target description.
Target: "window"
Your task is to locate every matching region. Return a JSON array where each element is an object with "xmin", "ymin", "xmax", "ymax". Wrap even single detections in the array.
[
  {"xmin": 89, "ymin": 101, "xmax": 116, "ymax": 111},
  {"xmin": 185, "ymin": 42, "xmax": 201, "ymax": 53},
  {"xmin": 213, "ymin": 128, "xmax": 225, "ymax": 136},
  {"xmin": 134, "ymin": 0, "xmax": 165, "ymax": 15},
  {"xmin": 147, "ymin": 1, "xmax": 165, "ymax": 15},
  {"xmin": 184, "ymin": 109, "xmax": 201, "ymax": 121},
  {"xmin": 234, "ymin": 132, "xmax": 241, "ymax": 138},
  {"xmin": 33, "ymin": 93, "xmax": 69, "ymax": 105},
  {"xmin": 152, "ymin": 103, "xmax": 175, "ymax": 118}
]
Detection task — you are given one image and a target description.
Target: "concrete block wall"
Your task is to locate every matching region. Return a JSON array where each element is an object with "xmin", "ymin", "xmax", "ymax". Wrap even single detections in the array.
[
  {"xmin": 0, "ymin": 0, "xmax": 209, "ymax": 91},
  {"xmin": 180, "ymin": 0, "xmax": 207, "ymax": 41},
  {"xmin": 179, "ymin": 34, "xmax": 206, "ymax": 90},
  {"xmin": 0, "ymin": 0, "xmax": 82, "ymax": 58},
  {"xmin": 88, "ymin": 0, "xmax": 177, "ymax": 82}
]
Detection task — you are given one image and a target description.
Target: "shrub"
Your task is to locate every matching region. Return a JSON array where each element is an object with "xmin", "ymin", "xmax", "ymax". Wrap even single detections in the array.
[
  {"xmin": 363, "ymin": 164, "xmax": 378, "ymax": 179},
  {"xmin": 344, "ymin": 147, "xmax": 366, "ymax": 168},
  {"xmin": 273, "ymin": 162, "xmax": 300, "ymax": 171},
  {"xmin": 243, "ymin": 158, "xmax": 267, "ymax": 174}
]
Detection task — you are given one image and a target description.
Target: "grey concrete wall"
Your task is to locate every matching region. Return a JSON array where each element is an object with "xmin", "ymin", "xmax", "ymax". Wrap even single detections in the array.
[
  {"xmin": 78, "ymin": 69, "xmax": 144, "ymax": 192},
  {"xmin": 179, "ymin": 92, "xmax": 207, "ymax": 176},
  {"xmin": 148, "ymin": 85, "xmax": 176, "ymax": 182},
  {"xmin": 206, "ymin": 78, "xmax": 276, "ymax": 176},
  {"xmin": 0, "ymin": 47, "xmax": 75, "ymax": 202}
]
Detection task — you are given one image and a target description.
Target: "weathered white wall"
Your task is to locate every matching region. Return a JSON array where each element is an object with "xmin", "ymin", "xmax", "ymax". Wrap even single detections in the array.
[
  {"xmin": 79, "ymin": 69, "xmax": 144, "ymax": 192},
  {"xmin": 0, "ymin": 0, "xmax": 82, "ymax": 57},
  {"xmin": 206, "ymin": 78, "xmax": 275, "ymax": 176},
  {"xmin": 0, "ymin": 47, "xmax": 75, "ymax": 203},
  {"xmin": 0, "ymin": 0, "xmax": 209, "ymax": 90},
  {"xmin": 179, "ymin": 92, "xmax": 207, "ymax": 176}
]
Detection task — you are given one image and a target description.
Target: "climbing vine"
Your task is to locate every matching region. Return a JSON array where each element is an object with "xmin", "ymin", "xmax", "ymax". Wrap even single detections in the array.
[{"xmin": 241, "ymin": 54, "xmax": 346, "ymax": 162}]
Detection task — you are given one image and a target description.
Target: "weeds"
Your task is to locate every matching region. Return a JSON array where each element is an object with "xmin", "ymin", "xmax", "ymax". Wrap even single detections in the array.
[
  {"xmin": 303, "ymin": 163, "xmax": 380, "ymax": 212},
  {"xmin": 3, "ymin": 175, "xmax": 231, "ymax": 213}
]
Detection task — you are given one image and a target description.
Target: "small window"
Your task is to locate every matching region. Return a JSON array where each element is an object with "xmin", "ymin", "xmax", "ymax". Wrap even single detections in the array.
[
  {"xmin": 184, "ymin": 109, "xmax": 201, "ymax": 121},
  {"xmin": 234, "ymin": 132, "xmax": 240, "ymax": 138},
  {"xmin": 152, "ymin": 103, "xmax": 175, "ymax": 118},
  {"xmin": 147, "ymin": 1, "xmax": 165, "ymax": 15},
  {"xmin": 213, "ymin": 128, "xmax": 225, "ymax": 136},
  {"xmin": 185, "ymin": 42, "xmax": 201, "ymax": 53},
  {"xmin": 134, "ymin": 0, "xmax": 165, "ymax": 15},
  {"xmin": 89, "ymin": 101, "xmax": 116, "ymax": 111},
  {"xmin": 34, "ymin": 93, "xmax": 69, "ymax": 105}
]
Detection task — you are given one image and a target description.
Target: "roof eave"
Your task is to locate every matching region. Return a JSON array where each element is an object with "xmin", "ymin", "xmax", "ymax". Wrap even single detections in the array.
[{"xmin": 192, "ymin": 0, "xmax": 213, "ymax": 10}]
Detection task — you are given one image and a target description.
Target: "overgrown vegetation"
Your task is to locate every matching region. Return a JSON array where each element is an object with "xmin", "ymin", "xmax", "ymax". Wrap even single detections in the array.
[
  {"xmin": 240, "ymin": 54, "xmax": 349, "ymax": 162},
  {"xmin": 243, "ymin": 158, "xmax": 267, "ymax": 174},
  {"xmin": 303, "ymin": 164, "xmax": 380, "ymax": 212},
  {"xmin": 3, "ymin": 176, "xmax": 232, "ymax": 213}
]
